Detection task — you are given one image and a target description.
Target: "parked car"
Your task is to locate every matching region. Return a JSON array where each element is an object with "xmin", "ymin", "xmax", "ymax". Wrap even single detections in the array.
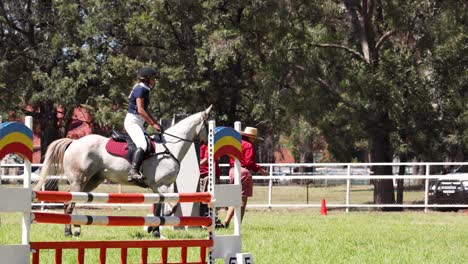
[{"xmin": 428, "ymin": 165, "xmax": 468, "ymax": 212}]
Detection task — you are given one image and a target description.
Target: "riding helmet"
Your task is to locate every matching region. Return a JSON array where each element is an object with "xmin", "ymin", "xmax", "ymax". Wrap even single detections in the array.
[{"xmin": 137, "ymin": 66, "xmax": 157, "ymax": 79}]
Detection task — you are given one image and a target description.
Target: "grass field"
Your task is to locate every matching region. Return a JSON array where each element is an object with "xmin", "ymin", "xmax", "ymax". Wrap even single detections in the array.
[
  {"xmin": 1, "ymin": 183, "xmax": 467, "ymax": 263},
  {"xmin": 1, "ymin": 209, "xmax": 467, "ymax": 264}
]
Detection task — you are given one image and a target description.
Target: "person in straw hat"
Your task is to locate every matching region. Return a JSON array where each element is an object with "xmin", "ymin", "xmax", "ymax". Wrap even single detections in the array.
[{"xmin": 218, "ymin": 126, "xmax": 268, "ymax": 228}]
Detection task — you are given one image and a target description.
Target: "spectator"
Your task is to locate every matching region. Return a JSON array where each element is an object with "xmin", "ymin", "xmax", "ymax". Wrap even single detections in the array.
[
  {"xmin": 198, "ymin": 140, "xmax": 221, "ymax": 217},
  {"xmin": 219, "ymin": 126, "xmax": 268, "ymax": 228}
]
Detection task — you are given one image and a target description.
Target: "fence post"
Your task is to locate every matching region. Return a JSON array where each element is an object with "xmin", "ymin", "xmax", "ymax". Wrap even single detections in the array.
[
  {"xmin": 424, "ymin": 164, "xmax": 430, "ymax": 213},
  {"xmin": 268, "ymin": 164, "xmax": 273, "ymax": 209},
  {"xmin": 346, "ymin": 164, "xmax": 351, "ymax": 213}
]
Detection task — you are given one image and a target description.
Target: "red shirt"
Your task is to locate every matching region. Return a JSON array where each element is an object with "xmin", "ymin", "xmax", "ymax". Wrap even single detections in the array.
[
  {"xmin": 229, "ymin": 136, "xmax": 261, "ymax": 172},
  {"xmin": 199, "ymin": 143, "xmax": 220, "ymax": 179}
]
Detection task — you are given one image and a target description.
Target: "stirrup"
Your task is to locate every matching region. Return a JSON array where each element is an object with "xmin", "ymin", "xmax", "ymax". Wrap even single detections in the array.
[{"xmin": 128, "ymin": 171, "xmax": 144, "ymax": 183}]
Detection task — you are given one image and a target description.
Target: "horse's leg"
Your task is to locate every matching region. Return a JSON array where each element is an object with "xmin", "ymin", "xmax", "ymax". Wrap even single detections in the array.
[
  {"xmin": 164, "ymin": 202, "xmax": 179, "ymax": 216},
  {"xmin": 64, "ymin": 202, "xmax": 75, "ymax": 237},
  {"xmin": 149, "ymin": 182, "xmax": 177, "ymax": 238},
  {"xmin": 71, "ymin": 174, "xmax": 105, "ymax": 237},
  {"xmin": 63, "ymin": 178, "xmax": 84, "ymax": 237},
  {"xmin": 149, "ymin": 201, "xmax": 178, "ymax": 238},
  {"xmin": 164, "ymin": 182, "xmax": 179, "ymax": 216},
  {"xmin": 150, "ymin": 203, "xmax": 162, "ymax": 238}
]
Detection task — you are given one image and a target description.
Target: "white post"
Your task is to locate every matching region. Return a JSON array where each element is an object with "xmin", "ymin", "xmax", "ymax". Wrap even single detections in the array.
[
  {"xmin": 208, "ymin": 120, "xmax": 216, "ymax": 264},
  {"xmin": 346, "ymin": 164, "xmax": 351, "ymax": 213},
  {"xmin": 233, "ymin": 121, "xmax": 242, "ymax": 236},
  {"xmin": 23, "ymin": 116, "xmax": 33, "ymax": 246},
  {"xmin": 40, "ymin": 180, "xmax": 46, "ymax": 211},
  {"xmin": 424, "ymin": 164, "xmax": 429, "ymax": 213},
  {"xmin": 268, "ymin": 165, "xmax": 273, "ymax": 209}
]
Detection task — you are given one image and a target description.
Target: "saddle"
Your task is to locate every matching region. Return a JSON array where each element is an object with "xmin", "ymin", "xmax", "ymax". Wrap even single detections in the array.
[{"xmin": 105, "ymin": 130, "xmax": 158, "ymax": 163}]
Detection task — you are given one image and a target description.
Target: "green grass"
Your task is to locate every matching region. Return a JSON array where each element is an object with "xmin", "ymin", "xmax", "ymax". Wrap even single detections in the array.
[
  {"xmin": 1, "ymin": 209, "xmax": 468, "ymax": 264},
  {"xmin": 242, "ymin": 210, "xmax": 468, "ymax": 264},
  {"xmin": 1, "ymin": 183, "xmax": 464, "ymax": 263}
]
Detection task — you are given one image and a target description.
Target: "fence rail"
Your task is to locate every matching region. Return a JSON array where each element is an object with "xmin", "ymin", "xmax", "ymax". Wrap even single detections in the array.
[{"xmin": 2, "ymin": 162, "xmax": 468, "ymax": 212}]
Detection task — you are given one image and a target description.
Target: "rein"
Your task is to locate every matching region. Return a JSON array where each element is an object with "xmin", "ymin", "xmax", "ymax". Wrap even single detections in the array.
[
  {"xmin": 150, "ymin": 120, "xmax": 208, "ymax": 144},
  {"xmin": 160, "ymin": 131, "xmax": 201, "ymax": 143},
  {"xmin": 148, "ymin": 120, "xmax": 208, "ymax": 168}
]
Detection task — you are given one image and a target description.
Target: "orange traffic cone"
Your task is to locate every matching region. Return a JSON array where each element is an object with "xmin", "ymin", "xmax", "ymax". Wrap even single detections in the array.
[{"xmin": 320, "ymin": 198, "xmax": 328, "ymax": 215}]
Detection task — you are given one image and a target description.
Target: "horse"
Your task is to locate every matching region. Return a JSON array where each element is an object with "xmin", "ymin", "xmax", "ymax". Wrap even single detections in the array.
[{"xmin": 35, "ymin": 106, "xmax": 211, "ymax": 237}]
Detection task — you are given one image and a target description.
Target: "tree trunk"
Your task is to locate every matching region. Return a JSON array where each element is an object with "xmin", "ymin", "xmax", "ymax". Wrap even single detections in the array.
[
  {"xmin": 396, "ymin": 154, "xmax": 406, "ymax": 205},
  {"xmin": 39, "ymin": 101, "xmax": 59, "ymax": 158},
  {"xmin": 370, "ymin": 127, "xmax": 396, "ymax": 210},
  {"xmin": 39, "ymin": 101, "xmax": 60, "ymax": 191}
]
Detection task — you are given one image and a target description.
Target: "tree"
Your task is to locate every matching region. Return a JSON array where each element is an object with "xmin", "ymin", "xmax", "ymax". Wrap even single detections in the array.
[
  {"xmin": 1, "ymin": 0, "xmax": 466, "ymax": 195},
  {"xmin": 278, "ymin": 0, "xmax": 455, "ymax": 207},
  {"xmin": 429, "ymin": 1, "xmax": 468, "ymax": 163}
]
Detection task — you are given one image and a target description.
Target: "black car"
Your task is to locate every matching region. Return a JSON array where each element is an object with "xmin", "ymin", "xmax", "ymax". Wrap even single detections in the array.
[{"xmin": 428, "ymin": 166, "xmax": 468, "ymax": 212}]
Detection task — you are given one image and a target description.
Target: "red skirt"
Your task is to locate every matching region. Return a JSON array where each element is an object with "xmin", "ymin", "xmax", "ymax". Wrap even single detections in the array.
[{"xmin": 229, "ymin": 167, "xmax": 253, "ymax": 197}]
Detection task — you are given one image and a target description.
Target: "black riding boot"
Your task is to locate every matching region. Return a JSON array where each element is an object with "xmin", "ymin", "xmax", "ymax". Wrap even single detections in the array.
[{"xmin": 128, "ymin": 148, "xmax": 145, "ymax": 183}]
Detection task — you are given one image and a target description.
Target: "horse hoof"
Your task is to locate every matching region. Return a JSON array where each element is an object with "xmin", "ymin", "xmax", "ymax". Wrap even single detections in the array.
[
  {"xmin": 152, "ymin": 230, "xmax": 160, "ymax": 238},
  {"xmin": 147, "ymin": 226, "xmax": 154, "ymax": 233},
  {"xmin": 73, "ymin": 231, "xmax": 81, "ymax": 237},
  {"xmin": 64, "ymin": 229, "xmax": 72, "ymax": 237}
]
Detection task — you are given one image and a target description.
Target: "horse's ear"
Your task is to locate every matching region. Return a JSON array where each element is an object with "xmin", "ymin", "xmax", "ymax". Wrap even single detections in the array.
[{"xmin": 204, "ymin": 105, "xmax": 213, "ymax": 119}]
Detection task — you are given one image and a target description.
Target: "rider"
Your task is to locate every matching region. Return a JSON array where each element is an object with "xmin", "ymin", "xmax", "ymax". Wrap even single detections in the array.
[{"xmin": 125, "ymin": 66, "xmax": 162, "ymax": 183}]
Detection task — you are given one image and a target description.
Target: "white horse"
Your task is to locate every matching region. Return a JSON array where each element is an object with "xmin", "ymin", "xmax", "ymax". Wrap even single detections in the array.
[{"xmin": 35, "ymin": 106, "xmax": 211, "ymax": 237}]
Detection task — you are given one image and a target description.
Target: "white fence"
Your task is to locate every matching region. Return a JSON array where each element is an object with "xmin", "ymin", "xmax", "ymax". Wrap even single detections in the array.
[{"xmin": 1, "ymin": 162, "xmax": 468, "ymax": 212}]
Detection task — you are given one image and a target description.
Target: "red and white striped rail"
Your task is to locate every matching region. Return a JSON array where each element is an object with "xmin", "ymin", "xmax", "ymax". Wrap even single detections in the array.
[
  {"xmin": 33, "ymin": 190, "xmax": 211, "ymax": 204},
  {"xmin": 32, "ymin": 212, "xmax": 212, "ymax": 227}
]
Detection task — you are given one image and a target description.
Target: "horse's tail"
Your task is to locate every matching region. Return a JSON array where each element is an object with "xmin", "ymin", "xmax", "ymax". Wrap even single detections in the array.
[{"xmin": 34, "ymin": 138, "xmax": 74, "ymax": 191}]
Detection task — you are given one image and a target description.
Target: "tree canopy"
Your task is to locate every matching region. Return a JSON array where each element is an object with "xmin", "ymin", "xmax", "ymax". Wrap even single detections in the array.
[{"xmin": 1, "ymin": 0, "xmax": 466, "ymax": 205}]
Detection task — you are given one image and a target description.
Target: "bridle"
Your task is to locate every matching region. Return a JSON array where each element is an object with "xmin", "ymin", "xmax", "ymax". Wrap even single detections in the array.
[
  {"xmin": 148, "ymin": 120, "xmax": 208, "ymax": 168},
  {"xmin": 151, "ymin": 120, "xmax": 208, "ymax": 144}
]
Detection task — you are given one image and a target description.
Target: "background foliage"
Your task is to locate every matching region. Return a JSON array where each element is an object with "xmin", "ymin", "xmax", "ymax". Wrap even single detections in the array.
[{"xmin": 1, "ymin": 0, "xmax": 466, "ymax": 204}]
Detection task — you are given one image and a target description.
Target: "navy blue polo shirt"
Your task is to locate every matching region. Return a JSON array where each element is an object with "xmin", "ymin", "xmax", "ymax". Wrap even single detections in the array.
[{"xmin": 128, "ymin": 84, "xmax": 151, "ymax": 114}]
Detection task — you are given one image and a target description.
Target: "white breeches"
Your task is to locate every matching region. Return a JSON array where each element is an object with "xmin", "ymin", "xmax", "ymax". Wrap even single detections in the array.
[{"xmin": 124, "ymin": 113, "xmax": 148, "ymax": 151}]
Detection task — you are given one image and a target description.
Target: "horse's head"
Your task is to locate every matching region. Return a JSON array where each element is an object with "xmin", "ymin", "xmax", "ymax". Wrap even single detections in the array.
[{"xmin": 164, "ymin": 105, "xmax": 212, "ymax": 143}]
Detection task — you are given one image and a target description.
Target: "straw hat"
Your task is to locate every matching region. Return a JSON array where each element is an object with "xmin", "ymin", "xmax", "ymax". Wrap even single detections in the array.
[{"xmin": 241, "ymin": 127, "xmax": 258, "ymax": 139}]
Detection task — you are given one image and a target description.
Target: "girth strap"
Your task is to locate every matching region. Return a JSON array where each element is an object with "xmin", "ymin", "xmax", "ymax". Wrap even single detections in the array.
[{"xmin": 151, "ymin": 143, "xmax": 181, "ymax": 168}]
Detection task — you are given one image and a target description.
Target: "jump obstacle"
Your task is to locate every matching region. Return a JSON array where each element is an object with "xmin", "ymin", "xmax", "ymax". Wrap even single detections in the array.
[{"xmin": 0, "ymin": 116, "xmax": 253, "ymax": 264}]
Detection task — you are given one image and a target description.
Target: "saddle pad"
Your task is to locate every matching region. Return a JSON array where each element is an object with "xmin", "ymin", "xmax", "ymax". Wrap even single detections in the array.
[
  {"xmin": 105, "ymin": 139, "xmax": 131, "ymax": 161},
  {"xmin": 105, "ymin": 138, "xmax": 156, "ymax": 162}
]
